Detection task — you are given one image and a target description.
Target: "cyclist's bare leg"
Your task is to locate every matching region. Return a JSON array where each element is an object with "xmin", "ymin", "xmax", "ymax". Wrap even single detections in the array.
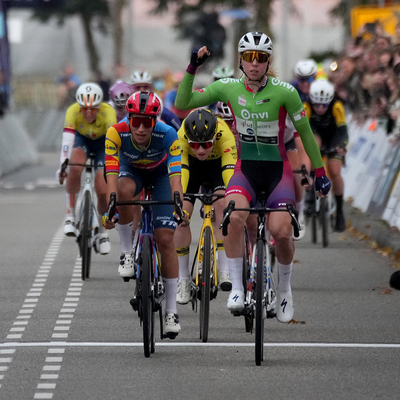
[
  {"xmin": 326, "ymin": 158, "xmax": 344, "ymax": 196},
  {"xmin": 268, "ymin": 211, "xmax": 294, "ymax": 265},
  {"xmin": 116, "ymin": 177, "xmax": 137, "ymax": 253},
  {"xmin": 223, "ymin": 193, "xmax": 249, "ymax": 258},
  {"xmin": 224, "ymin": 193, "xmax": 250, "ymax": 309},
  {"xmin": 268, "ymin": 210, "xmax": 295, "ymax": 322},
  {"xmin": 65, "ymin": 148, "xmax": 86, "ymax": 211},
  {"xmin": 156, "ymin": 227, "xmax": 180, "ymax": 315},
  {"xmin": 287, "ymin": 149, "xmax": 303, "ymax": 204},
  {"xmin": 94, "ymin": 169, "xmax": 108, "ymax": 216},
  {"xmin": 213, "ymin": 190, "xmax": 231, "ymax": 288}
]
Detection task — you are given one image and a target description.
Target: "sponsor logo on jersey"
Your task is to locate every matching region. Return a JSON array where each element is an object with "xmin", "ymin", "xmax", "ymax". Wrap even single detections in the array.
[
  {"xmin": 169, "ymin": 161, "xmax": 181, "ymax": 168},
  {"xmin": 105, "ymin": 140, "xmax": 117, "ymax": 155},
  {"xmin": 293, "ymin": 109, "xmax": 306, "ymax": 121},
  {"xmin": 220, "ymin": 78, "xmax": 240, "ymax": 84},
  {"xmin": 246, "ymin": 128, "xmax": 254, "ymax": 135},
  {"xmin": 197, "ymin": 88, "xmax": 206, "ymax": 93},
  {"xmin": 270, "ymin": 78, "xmax": 295, "ymax": 92},
  {"xmin": 223, "ymin": 148, "xmax": 231, "ymax": 153},
  {"xmin": 238, "ymin": 96, "xmax": 246, "ymax": 106},
  {"xmin": 241, "ymin": 109, "xmax": 269, "ymax": 120},
  {"xmin": 105, "ymin": 160, "xmax": 119, "ymax": 166},
  {"xmin": 169, "ymin": 140, "xmax": 181, "ymax": 156}
]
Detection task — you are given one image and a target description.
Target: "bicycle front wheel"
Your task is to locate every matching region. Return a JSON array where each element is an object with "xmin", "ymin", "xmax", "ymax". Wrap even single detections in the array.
[
  {"xmin": 255, "ymin": 238, "xmax": 265, "ymax": 366},
  {"xmin": 81, "ymin": 190, "xmax": 92, "ymax": 281},
  {"xmin": 141, "ymin": 235, "xmax": 155, "ymax": 357},
  {"xmin": 199, "ymin": 226, "xmax": 212, "ymax": 342},
  {"xmin": 320, "ymin": 197, "xmax": 329, "ymax": 248}
]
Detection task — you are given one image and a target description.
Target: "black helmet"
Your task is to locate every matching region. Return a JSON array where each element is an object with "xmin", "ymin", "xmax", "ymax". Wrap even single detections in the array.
[{"xmin": 184, "ymin": 109, "xmax": 217, "ymax": 142}]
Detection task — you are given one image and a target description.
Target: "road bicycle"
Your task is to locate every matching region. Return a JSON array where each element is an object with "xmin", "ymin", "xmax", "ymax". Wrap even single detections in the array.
[
  {"xmin": 107, "ymin": 188, "xmax": 183, "ymax": 358},
  {"xmin": 220, "ymin": 195, "xmax": 300, "ymax": 365},
  {"xmin": 305, "ymin": 153, "xmax": 337, "ymax": 248},
  {"xmin": 60, "ymin": 154, "xmax": 101, "ymax": 280},
  {"xmin": 186, "ymin": 184, "xmax": 225, "ymax": 343}
]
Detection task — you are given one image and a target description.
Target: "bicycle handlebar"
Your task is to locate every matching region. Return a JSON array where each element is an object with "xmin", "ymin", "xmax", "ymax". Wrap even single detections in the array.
[
  {"xmin": 219, "ymin": 201, "xmax": 300, "ymax": 239},
  {"xmin": 106, "ymin": 191, "xmax": 185, "ymax": 225},
  {"xmin": 292, "ymin": 164, "xmax": 312, "ymax": 188},
  {"xmin": 59, "ymin": 158, "xmax": 69, "ymax": 185}
]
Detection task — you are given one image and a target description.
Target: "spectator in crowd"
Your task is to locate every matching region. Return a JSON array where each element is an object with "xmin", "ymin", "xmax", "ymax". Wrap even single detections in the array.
[
  {"xmin": 57, "ymin": 66, "xmax": 81, "ymax": 109},
  {"xmin": 0, "ymin": 68, "xmax": 10, "ymax": 117}
]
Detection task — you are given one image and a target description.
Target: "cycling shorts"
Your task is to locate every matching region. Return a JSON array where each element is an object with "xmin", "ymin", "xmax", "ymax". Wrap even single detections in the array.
[
  {"xmin": 284, "ymin": 137, "xmax": 297, "ymax": 152},
  {"xmin": 119, "ymin": 163, "xmax": 176, "ymax": 231},
  {"xmin": 183, "ymin": 156, "xmax": 225, "ymax": 204},
  {"xmin": 226, "ymin": 160, "xmax": 295, "ymax": 208},
  {"xmin": 320, "ymin": 144, "xmax": 345, "ymax": 163},
  {"xmin": 73, "ymin": 132, "xmax": 105, "ymax": 169}
]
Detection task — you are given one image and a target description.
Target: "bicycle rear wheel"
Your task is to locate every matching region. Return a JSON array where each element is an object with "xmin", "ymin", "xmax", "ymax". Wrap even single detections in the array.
[
  {"xmin": 320, "ymin": 198, "xmax": 329, "ymax": 248},
  {"xmin": 199, "ymin": 226, "xmax": 212, "ymax": 342},
  {"xmin": 255, "ymin": 238, "xmax": 265, "ymax": 366},
  {"xmin": 81, "ymin": 190, "xmax": 92, "ymax": 281},
  {"xmin": 141, "ymin": 235, "xmax": 155, "ymax": 357}
]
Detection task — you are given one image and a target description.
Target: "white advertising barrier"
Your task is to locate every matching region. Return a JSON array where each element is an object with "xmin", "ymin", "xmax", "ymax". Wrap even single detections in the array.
[
  {"xmin": 343, "ymin": 117, "xmax": 393, "ymax": 212},
  {"xmin": 0, "ymin": 113, "xmax": 38, "ymax": 177}
]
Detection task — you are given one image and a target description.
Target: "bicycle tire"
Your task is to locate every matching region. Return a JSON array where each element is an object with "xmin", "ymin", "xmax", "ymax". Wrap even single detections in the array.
[
  {"xmin": 199, "ymin": 226, "xmax": 212, "ymax": 342},
  {"xmin": 243, "ymin": 228, "xmax": 253, "ymax": 333},
  {"xmin": 81, "ymin": 190, "xmax": 92, "ymax": 281},
  {"xmin": 141, "ymin": 235, "xmax": 154, "ymax": 358},
  {"xmin": 255, "ymin": 238, "xmax": 265, "ymax": 366},
  {"xmin": 320, "ymin": 197, "xmax": 329, "ymax": 248}
]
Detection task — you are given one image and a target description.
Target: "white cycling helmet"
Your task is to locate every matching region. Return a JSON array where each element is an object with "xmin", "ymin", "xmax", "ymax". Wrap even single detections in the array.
[
  {"xmin": 212, "ymin": 66, "xmax": 234, "ymax": 80},
  {"xmin": 238, "ymin": 31, "xmax": 273, "ymax": 55},
  {"xmin": 215, "ymin": 101, "xmax": 233, "ymax": 120},
  {"xmin": 131, "ymin": 70, "xmax": 153, "ymax": 85},
  {"xmin": 76, "ymin": 83, "xmax": 103, "ymax": 108},
  {"xmin": 309, "ymin": 79, "xmax": 335, "ymax": 104},
  {"xmin": 294, "ymin": 59, "xmax": 318, "ymax": 78},
  {"xmin": 109, "ymin": 80, "xmax": 134, "ymax": 108}
]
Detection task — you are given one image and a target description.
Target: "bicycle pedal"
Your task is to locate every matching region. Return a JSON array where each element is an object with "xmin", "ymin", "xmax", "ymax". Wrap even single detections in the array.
[
  {"xmin": 163, "ymin": 332, "xmax": 178, "ymax": 340},
  {"xmin": 231, "ymin": 310, "xmax": 243, "ymax": 317},
  {"xmin": 129, "ymin": 297, "xmax": 139, "ymax": 311}
]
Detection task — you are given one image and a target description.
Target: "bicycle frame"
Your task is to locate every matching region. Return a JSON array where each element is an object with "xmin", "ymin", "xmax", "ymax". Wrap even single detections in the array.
[
  {"xmin": 134, "ymin": 190, "xmax": 162, "ymax": 288},
  {"xmin": 195, "ymin": 202, "xmax": 217, "ymax": 288}
]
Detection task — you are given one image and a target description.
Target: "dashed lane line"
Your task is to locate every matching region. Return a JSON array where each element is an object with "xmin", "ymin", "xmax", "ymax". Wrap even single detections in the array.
[
  {"xmin": 34, "ymin": 256, "xmax": 82, "ymax": 400},
  {"xmin": 0, "ymin": 227, "xmax": 64, "ymax": 394}
]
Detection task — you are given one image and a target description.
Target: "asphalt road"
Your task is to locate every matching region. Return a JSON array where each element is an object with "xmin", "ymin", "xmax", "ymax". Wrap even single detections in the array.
[{"xmin": 0, "ymin": 153, "xmax": 399, "ymax": 400}]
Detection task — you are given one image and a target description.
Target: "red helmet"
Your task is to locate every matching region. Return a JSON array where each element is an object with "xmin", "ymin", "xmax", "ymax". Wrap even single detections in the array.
[{"xmin": 125, "ymin": 91, "xmax": 161, "ymax": 116}]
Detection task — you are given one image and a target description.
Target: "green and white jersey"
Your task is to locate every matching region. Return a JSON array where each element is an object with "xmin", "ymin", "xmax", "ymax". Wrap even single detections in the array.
[{"xmin": 175, "ymin": 73, "xmax": 323, "ymax": 168}]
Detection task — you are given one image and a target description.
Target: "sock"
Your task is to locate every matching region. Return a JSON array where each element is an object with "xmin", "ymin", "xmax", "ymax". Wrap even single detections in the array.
[
  {"xmin": 163, "ymin": 277, "xmax": 178, "ymax": 314},
  {"xmin": 176, "ymin": 246, "xmax": 190, "ymax": 280},
  {"xmin": 132, "ymin": 222, "xmax": 141, "ymax": 249},
  {"xmin": 229, "ymin": 257, "xmax": 243, "ymax": 291},
  {"xmin": 116, "ymin": 222, "xmax": 133, "ymax": 253},
  {"xmin": 335, "ymin": 195, "xmax": 343, "ymax": 213},
  {"xmin": 277, "ymin": 261, "xmax": 293, "ymax": 292},
  {"xmin": 98, "ymin": 215, "xmax": 107, "ymax": 234},
  {"xmin": 296, "ymin": 199, "xmax": 305, "ymax": 220},
  {"xmin": 217, "ymin": 241, "xmax": 229, "ymax": 274},
  {"xmin": 66, "ymin": 193, "xmax": 75, "ymax": 218}
]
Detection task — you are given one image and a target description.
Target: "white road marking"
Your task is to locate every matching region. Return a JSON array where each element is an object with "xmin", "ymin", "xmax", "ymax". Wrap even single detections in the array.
[{"xmin": 0, "ymin": 342, "xmax": 399, "ymax": 349}]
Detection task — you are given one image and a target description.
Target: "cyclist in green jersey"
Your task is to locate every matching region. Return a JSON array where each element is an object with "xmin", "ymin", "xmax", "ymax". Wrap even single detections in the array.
[{"xmin": 175, "ymin": 32, "xmax": 331, "ymax": 323}]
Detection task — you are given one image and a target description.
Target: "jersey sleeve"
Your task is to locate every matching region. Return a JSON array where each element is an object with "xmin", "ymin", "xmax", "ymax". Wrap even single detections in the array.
[
  {"xmin": 163, "ymin": 126, "xmax": 182, "ymax": 177},
  {"xmin": 177, "ymin": 125, "xmax": 190, "ymax": 192},
  {"xmin": 105, "ymin": 126, "xmax": 122, "ymax": 176},
  {"xmin": 63, "ymin": 103, "xmax": 79, "ymax": 134},
  {"xmin": 216, "ymin": 118, "xmax": 237, "ymax": 187},
  {"xmin": 332, "ymin": 100, "xmax": 348, "ymax": 147},
  {"xmin": 285, "ymin": 91, "xmax": 323, "ymax": 169},
  {"xmin": 175, "ymin": 72, "xmax": 223, "ymax": 110},
  {"xmin": 161, "ymin": 107, "xmax": 182, "ymax": 131},
  {"xmin": 102, "ymin": 103, "xmax": 117, "ymax": 128}
]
